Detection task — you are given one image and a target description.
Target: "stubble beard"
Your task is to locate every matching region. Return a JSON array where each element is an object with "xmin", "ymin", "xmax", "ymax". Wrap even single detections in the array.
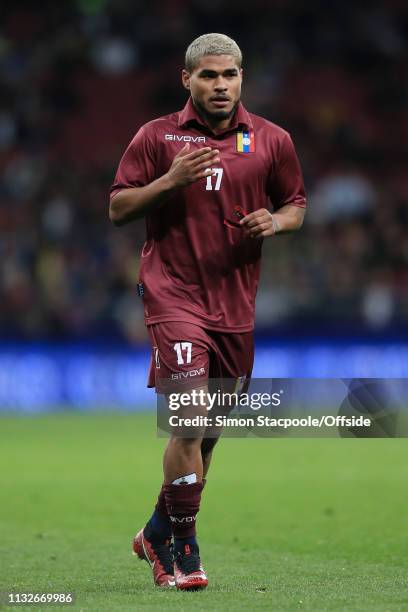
[{"xmin": 193, "ymin": 97, "xmax": 240, "ymax": 125}]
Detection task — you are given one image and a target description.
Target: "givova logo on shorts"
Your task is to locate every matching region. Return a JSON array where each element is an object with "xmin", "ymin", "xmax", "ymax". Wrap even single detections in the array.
[{"xmin": 171, "ymin": 367, "xmax": 206, "ymax": 381}]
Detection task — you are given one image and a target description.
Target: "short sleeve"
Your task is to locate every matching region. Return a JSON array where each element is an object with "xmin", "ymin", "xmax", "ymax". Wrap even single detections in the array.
[
  {"xmin": 110, "ymin": 125, "xmax": 157, "ymax": 199},
  {"xmin": 267, "ymin": 132, "xmax": 307, "ymax": 210}
]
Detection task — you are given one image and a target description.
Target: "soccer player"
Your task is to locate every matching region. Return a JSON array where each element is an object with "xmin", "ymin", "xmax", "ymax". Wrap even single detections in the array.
[{"xmin": 109, "ymin": 33, "xmax": 306, "ymax": 590}]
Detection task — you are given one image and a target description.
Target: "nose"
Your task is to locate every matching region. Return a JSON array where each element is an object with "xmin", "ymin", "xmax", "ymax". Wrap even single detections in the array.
[{"xmin": 214, "ymin": 76, "xmax": 228, "ymax": 91}]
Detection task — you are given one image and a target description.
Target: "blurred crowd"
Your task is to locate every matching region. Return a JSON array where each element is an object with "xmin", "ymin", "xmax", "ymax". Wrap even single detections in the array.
[{"xmin": 1, "ymin": 0, "xmax": 408, "ymax": 342}]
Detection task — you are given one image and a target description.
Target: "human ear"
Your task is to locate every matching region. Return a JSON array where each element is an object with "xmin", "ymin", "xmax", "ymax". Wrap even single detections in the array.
[{"xmin": 182, "ymin": 69, "xmax": 191, "ymax": 91}]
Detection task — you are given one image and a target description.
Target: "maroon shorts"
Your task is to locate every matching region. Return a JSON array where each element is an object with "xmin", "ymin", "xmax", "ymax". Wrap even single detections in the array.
[{"xmin": 147, "ymin": 321, "xmax": 254, "ymax": 393}]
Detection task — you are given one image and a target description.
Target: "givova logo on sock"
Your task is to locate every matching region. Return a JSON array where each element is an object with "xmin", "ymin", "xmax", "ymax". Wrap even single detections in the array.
[{"xmin": 169, "ymin": 515, "xmax": 197, "ymax": 523}]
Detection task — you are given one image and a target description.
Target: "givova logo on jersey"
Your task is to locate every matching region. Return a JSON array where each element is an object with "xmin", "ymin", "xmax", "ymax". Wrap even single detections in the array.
[{"xmin": 165, "ymin": 134, "xmax": 206, "ymax": 143}]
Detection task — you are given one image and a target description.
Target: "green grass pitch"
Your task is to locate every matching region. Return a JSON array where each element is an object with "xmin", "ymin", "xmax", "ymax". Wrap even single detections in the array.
[{"xmin": 1, "ymin": 413, "xmax": 407, "ymax": 611}]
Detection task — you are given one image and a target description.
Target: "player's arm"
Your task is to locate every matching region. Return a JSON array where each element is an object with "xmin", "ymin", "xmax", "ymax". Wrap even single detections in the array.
[
  {"xmin": 240, "ymin": 131, "xmax": 306, "ymax": 239},
  {"xmin": 239, "ymin": 204, "xmax": 304, "ymax": 238},
  {"xmin": 109, "ymin": 144, "xmax": 220, "ymax": 226}
]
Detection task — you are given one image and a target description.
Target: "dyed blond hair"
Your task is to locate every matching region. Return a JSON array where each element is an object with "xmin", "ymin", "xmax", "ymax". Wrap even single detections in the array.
[{"xmin": 185, "ymin": 33, "xmax": 242, "ymax": 72}]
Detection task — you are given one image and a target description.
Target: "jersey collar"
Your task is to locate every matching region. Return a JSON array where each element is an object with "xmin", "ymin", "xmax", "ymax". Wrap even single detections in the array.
[{"xmin": 178, "ymin": 97, "xmax": 253, "ymax": 134}]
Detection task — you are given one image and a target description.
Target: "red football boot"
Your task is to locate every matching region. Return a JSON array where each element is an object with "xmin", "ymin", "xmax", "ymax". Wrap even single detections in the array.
[
  {"xmin": 132, "ymin": 528, "xmax": 175, "ymax": 587},
  {"xmin": 174, "ymin": 543, "xmax": 208, "ymax": 590}
]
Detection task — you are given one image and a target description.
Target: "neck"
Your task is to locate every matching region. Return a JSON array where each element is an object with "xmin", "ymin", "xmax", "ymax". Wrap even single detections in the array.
[{"xmin": 204, "ymin": 117, "xmax": 233, "ymax": 135}]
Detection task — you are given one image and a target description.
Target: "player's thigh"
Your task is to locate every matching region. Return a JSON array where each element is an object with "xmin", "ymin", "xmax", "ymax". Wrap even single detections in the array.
[
  {"xmin": 148, "ymin": 321, "xmax": 211, "ymax": 394},
  {"xmin": 204, "ymin": 330, "xmax": 254, "ymax": 434}
]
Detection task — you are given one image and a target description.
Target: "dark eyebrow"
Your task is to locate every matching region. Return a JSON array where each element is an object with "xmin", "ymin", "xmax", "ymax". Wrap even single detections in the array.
[{"xmin": 198, "ymin": 68, "xmax": 239, "ymax": 77}]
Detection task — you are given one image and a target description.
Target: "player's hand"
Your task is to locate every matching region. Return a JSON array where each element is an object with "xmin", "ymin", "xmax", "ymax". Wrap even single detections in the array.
[
  {"xmin": 239, "ymin": 208, "xmax": 280, "ymax": 239},
  {"xmin": 165, "ymin": 143, "xmax": 220, "ymax": 188}
]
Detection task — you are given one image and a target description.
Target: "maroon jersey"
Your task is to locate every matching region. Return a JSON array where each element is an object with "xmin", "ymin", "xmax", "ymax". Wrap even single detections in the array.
[{"xmin": 110, "ymin": 98, "xmax": 306, "ymax": 332}]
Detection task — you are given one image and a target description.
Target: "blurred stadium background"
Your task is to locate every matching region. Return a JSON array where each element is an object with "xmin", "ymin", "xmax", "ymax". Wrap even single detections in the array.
[{"xmin": 1, "ymin": 0, "xmax": 408, "ymax": 412}]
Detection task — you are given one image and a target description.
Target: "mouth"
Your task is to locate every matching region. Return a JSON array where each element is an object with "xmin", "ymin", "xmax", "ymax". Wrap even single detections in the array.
[{"xmin": 210, "ymin": 96, "xmax": 230, "ymax": 108}]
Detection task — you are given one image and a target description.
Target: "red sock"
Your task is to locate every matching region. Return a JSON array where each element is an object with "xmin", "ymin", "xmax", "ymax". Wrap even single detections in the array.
[{"xmin": 164, "ymin": 482, "xmax": 204, "ymax": 538}]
